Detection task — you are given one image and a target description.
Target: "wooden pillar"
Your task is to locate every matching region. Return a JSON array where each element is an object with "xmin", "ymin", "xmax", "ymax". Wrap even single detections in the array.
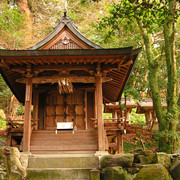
[
  {"xmin": 33, "ymin": 89, "xmax": 39, "ymax": 130},
  {"xmin": 84, "ymin": 90, "xmax": 88, "ymax": 130},
  {"xmin": 117, "ymin": 131, "xmax": 123, "ymax": 153},
  {"xmin": 23, "ymin": 77, "xmax": 32, "ymax": 152},
  {"xmin": 96, "ymin": 75, "xmax": 105, "ymax": 151},
  {"xmin": 145, "ymin": 110, "xmax": 151, "ymax": 126},
  {"xmin": 126, "ymin": 109, "xmax": 130, "ymax": 124}
]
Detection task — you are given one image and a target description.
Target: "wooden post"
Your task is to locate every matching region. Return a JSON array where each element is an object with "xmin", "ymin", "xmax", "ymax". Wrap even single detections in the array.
[
  {"xmin": 94, "ymin": 90, "xmax": 97, "ymax": 120},
  {"xmin": 84, "ymin": 90, "xmax": 87, "ymax": 130},
  {"xmin": 23, "ymin": 77, "xmax": 32, "ymax": 152},
  {"xmin": 117, "ymin": 131, "xmax": 123, "ymax": 153},
  {"xmin": 145, "ymin": 110, "xmax": 151, "ymax": 126},
  {"xmin": 33, "ymin": 89, "xmax": 39, "ymax": 130},
  {"xmin": 96, "ymin": 75, "xmax": 105, "ymax": 151},
  {"xmin": 126, "ymin": 109, "xmax": 130, "ymax": 124}
]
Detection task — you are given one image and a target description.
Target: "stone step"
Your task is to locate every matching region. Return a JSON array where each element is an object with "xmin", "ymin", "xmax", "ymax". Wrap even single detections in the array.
[
  {"xmin": 28, "ymin": 155, "xmax": 99, "ymax": 169},
  {"xmin": 26, "ymin": 168, "xmax": 91, "ymax": 180}
]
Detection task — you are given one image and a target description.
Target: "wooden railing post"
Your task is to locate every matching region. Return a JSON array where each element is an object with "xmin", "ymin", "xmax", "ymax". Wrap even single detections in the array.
[
  {"xmin": 23, "ymin": 77, "xmax": 32, "ymax": 152},
  {"xmin": 96, "ymin": 75, "xmax": 105, "ymax": 151}
]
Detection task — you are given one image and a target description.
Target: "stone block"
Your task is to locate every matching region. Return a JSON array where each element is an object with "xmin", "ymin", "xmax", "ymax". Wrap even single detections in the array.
[
  {"xmin": 100, "ymin": 154, "xmax": 134, "ymax": 168},
  {"xmin": 134, "ymin": 164, "xmax": 173, "ymax": 180}
]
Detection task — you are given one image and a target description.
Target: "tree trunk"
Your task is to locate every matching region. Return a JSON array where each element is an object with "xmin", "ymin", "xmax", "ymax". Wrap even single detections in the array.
[
  {"xmin": 163, "ymin": 0, "xmax": 178, "ymax": 153},
  {"xmin": 136, "ymin": 20, "xmax": 168, "ymax": 152}
]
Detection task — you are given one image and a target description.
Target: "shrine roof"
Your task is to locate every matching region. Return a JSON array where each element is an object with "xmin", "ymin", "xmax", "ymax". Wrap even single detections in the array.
[
  {"xmin": 136, "ymin": 99, "xmax": 167, "ymax": 113},
  {"xmin": 0, "ymin": 12, "xmax": 141, "ymax": 104},
  {"xmin": 28, "ymin": 12, "xmax": 102, "ymax": 50}
]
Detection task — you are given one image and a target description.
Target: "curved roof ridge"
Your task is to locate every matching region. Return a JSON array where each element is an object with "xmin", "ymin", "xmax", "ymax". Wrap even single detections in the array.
[{"xmin": 28, "ymin": 14, "xmax": 102, "ymax": 50}]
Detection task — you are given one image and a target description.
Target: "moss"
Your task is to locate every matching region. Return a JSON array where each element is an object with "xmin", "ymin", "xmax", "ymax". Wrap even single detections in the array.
[
  {"xmin": 170, "ymin": 160, "xmax": 180, "ymax": 180},
  {"xmin": 90, "ymin": 168, "xmax": 100, "ymax": 180},
  {"xmin": 155, "ymin": 153, "xmax": 170, "ymax": 169},
  {"xmin": 134, "ymin": 164, "xmax": 173, "ymax": 180},
  {"xmin": 100, "ymin": 154, "xmax": 134, "ymax": 169},
  {"xmin": 0, "ymin": 147, "xmax": 8, "ymax": 180},
  {"xmin": 100, "ymin": 155, "xmax": 113, "ymax": 169},
  {"xmin": 26, "ymin": 169, "xmax": 90, "ymax": 180},
  {"xmin": 101, "ymin": 166, "xmax": 131, "ymax": 180}
]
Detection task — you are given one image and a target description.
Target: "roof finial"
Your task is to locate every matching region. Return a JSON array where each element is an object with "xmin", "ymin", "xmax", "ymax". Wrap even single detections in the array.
[
  {"xmin": 64, "ymin": 0, "xmax": 68, "ymax": 17},
  {"xmin": 64, "ymin": 9, "xmax": 67, "ymax": 17}
]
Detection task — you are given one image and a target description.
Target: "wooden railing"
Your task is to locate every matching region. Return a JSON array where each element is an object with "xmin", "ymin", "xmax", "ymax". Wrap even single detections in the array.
[
  {"xmin": 6, "ymin": 119, "xmax": 38, "ymax": 132},
  {"xmin": 91, "ymin": 118, "xmax": 126, "ymax": 132}
]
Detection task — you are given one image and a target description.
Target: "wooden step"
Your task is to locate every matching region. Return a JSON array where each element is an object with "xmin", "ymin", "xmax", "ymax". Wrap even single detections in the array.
[
  {"xmin": 30, "ymin": 150, "xmax": 96, "ymax": 154},
  {"xmin": 30, "ymin": 130, "xmax": 98, "ymax": 152},
  {"xmin": 32, "ymin": 130, "xmax": 97, "ymax": 134}
]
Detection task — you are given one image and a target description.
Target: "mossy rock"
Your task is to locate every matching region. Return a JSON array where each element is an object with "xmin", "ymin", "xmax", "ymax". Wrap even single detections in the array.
[
  {"xmin": 155, "ymin": 152, "xmax": 170, "ymax": 169},
  {"xmin": 8, "ymin": 147, "xmax": 26, "ymax": 179},
  {"xmin": 170, "ymin": 160, "xmax": 180, "ymax": 180},
  {"xmin": 101, "ymin": 166, "xmax": 131, "ymax": 180},
  {"xmin": 0, "ymin": 147, "xmax": 27, "ymax": 180},
  {"xmin": 0, "ymin": 140, "xmax": 6, "ymax": 147},
  {"xmin": 137, "ymin": 150, "xmax": 155, "ymax": 164},
  {"xmin": 90, "ymin": 168, "xmax": 100, "ymax": 180},
  {"xmin": 0, "ymin": 147, "xmax": 8, "ymax": 179},
  {"xmin": 134, "ymin": 164, "xmax": 173, "ymax": 180},
  {"xmin": 100, "ymin": 154, "xmax": 134, "ymax": 168}
]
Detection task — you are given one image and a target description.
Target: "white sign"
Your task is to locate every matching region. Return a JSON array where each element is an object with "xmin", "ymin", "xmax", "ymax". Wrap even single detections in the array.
[{"xmin": 57, "ymin": 122, "xmax": 73, "ymax": 130}]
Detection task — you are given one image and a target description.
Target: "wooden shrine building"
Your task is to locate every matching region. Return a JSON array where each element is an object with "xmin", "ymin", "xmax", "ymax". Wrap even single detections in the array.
[
  {"xmin": 0, "ymin": 13, "xmax": 141, "ymax": 153},
  {"xmin": 137, "ymin": 99, "xmax": 167, "ymax": 130},
  {"xmin": 104, "ymin": 97, "xmax": 137, "ymax": 123}
]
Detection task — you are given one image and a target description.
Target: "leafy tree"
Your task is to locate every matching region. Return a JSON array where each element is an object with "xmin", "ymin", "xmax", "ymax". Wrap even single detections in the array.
[
  {"xmin": 98, "ymin": 0, "xmax": 179, "ymax": 153},
  {"xmin": 0, "ymin": 75, "xmax": 12, "ymax": 118}
]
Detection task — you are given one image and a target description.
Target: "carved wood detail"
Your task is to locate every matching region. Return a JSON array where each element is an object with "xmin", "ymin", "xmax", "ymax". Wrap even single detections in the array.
[{"xmin": 50, "ymin": 35, "xmax": 82, "ymax": 49}]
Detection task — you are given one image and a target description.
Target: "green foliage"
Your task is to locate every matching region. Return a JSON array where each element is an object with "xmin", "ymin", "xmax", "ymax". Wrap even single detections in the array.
[
  {"xmin": 15, "ymin": 105, "xmax": 25, "ymax": 116},
  {"xmin": 98, "ymin": 0, "xmax": 179, "ymax": 153},
  {"xmin": 0, "ymin": 109, "xmax": 6, "ymax": 130},
  {"xmin": 0, "ymin": 3, "xmax": 26, "ymax": 49},
  {"xmin": 103, "ymin": 113, "xmax": 112, "ymax": 119},
  {"xmin": 0, "ymin": 75, "xmax": 12, "ymax": 115},
  {"xmin": 0, "ymin": 4, "xmax": 24, "ymax": 33},
  {"xmin": 130, "ymin": 109, "xmax": 145, "ymax": 125}
]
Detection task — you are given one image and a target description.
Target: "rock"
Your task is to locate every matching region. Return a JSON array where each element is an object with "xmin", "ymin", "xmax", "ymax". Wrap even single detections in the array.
[
  {"xmin": 138, "ymin": 150, "xmax": 155, "ymax": 164},
  {"xmin": 90, "ymin": 168, "xmax": 100, "ymax": 180},
  {"xmin": 100, "ymin": 155, "xmax": 113, "ymax": 169},
  {"xmin": 0, "ymin": 139, "xmax": 6, "ymax": 147},
  {"xmin": 155, "ymin": 152, "xmax": 170, "ymax": 169},
  {"xmin": 170, "ymin": 154, "xmax": 180, "ymax": 167},
  {"xmin": 101, "ymin": 166, "xmax": 131, "ymax": 180},
  {"xmin": 134, "ymin": 164, "xmax": 173, "ymax": 180},
  {"xmin": 0, "ymin": 147, "xmax": 8, "ymax": 180},
  {"xmin": 0, "ymin": 147, "xmax": 27, "ymax": 180},
  {"xmin": 20, "ymin": 153, "xmax": 28, "ymax": 169},
  {"xmin": 170, "ymin": 160, "xmax": 180, "ymax": 180},
  {"xmin": 176, "ymin": 148, "xmax": 180, "ymax": 154},
  {"xmin": 100, "ymin": 154, "xmax": 134, "ymax": 168},
  {"xmin": 8, "ymin": 147, "xmax": 26, "ymax": 179}
]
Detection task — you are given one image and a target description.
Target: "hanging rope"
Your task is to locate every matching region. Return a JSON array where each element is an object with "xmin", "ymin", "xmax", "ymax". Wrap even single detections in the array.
[{"xmin": 58, "ymin": 78, "xmax": 73, "ymax": 94}]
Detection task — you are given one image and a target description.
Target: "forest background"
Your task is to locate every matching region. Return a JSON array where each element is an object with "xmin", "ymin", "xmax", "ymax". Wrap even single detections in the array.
[{"xmin": 0, "ymin": 0, "xmax": 179, "ymax": 153}]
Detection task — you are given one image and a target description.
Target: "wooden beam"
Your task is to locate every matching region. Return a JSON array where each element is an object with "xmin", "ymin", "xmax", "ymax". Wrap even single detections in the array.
[
  {"xmin": 16, "ymin": 76, "xmax": 112, "ymax": 84},
  {"xmin": 96, "ymin": 75, "xmax": 105, "ymax": 151},
  {"xmin": 23, "ymin": 77, "xmax": 32, "ymax": 152}
]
